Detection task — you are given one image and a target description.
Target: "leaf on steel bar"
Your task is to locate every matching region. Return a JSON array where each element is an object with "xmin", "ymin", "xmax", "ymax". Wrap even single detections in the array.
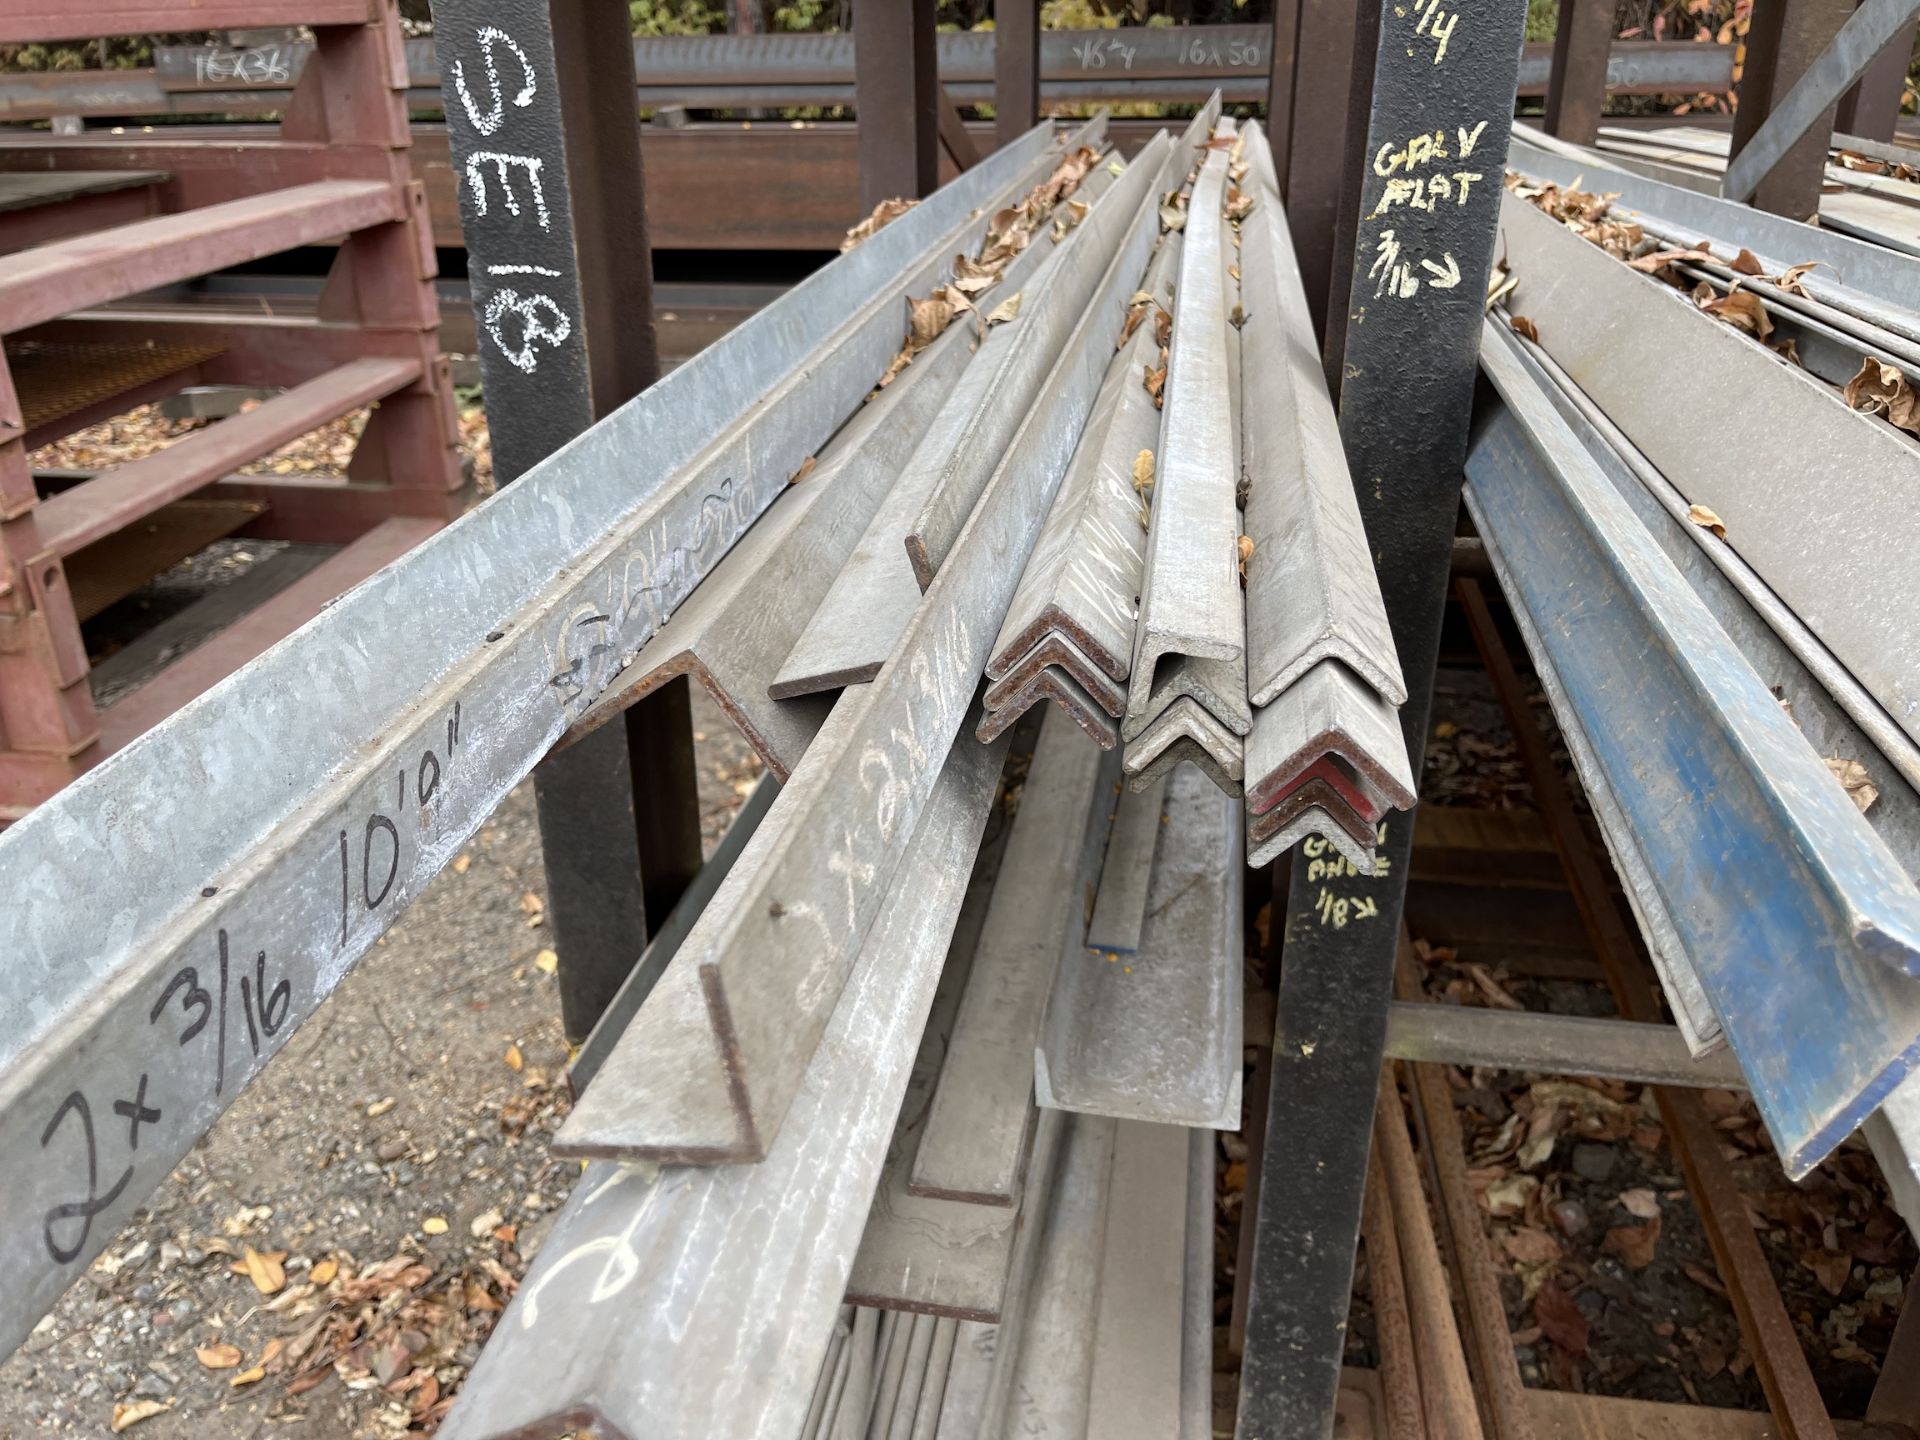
[
  {"xmin": 843, "ymin": 197, "xmax": 918, "ymax": 253},
  {"xmin": 1843, "ymin": 357, "xmax": 1920, "ymax": 435}
]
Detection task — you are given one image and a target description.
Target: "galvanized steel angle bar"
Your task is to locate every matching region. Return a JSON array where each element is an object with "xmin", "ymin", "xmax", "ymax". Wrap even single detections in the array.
[
  {"xmin": 553, "ymin": 140, "xmax": 1172, "ymax": 1166},
  {"xmin": 1471, "ymin": 322, "xmax": 1920, "ymax": 1176},
  {"xmin": 976, "ymin": 664, "xmax": 1122, "ymax": 751},
  {"xmin": 1243, "ymin": 658, "xmax": 1415, "ymax": 815},
  {"xmin": 0, "ymin": 121, "xmax": 1059, "ymax": 1360},
  {"xmin": 1122, "ymin": 693, "xmax": 1246, "ymax": 795},
  {"xmin": 983, "ymin": 629, "xmax": 1126, "ymax": 718},
  {"xmin": 436, "ymin": 731, "xmax": 1010, "ymax": 1440},
  {"xmin": 1247, "ymin": 804, "xmax": 1377, "ymax": 877}
]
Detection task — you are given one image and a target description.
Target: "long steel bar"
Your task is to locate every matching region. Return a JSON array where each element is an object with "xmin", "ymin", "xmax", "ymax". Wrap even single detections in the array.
[
  {"xmin": 1360, "ymin": 1137, "xmax": 1430, "ymax": 1440},
  {"xmin": 1384, "ymin": 999, "xmax": 1747, "ymax": 1087},
  {"xmin": 1245, "ymin": 660, "xmax": 1415, "ymax": 815},
  {"xmin": 854, "ymin": 0, "xmax": 937, "ymax": 211},
  {"xmin": 910, "ymin": 710, "xmax": 1113, "ymax": 1207},
  {"xmin": 1237, "ymin": 2, "xmax": 1527, "ymax": 1433},
  {"xmin": 1544, "ymin": 0, "xmax": 1616, "ymax": 142},
  {"xmin": 1035, "ymin": 763, "xmax": 1244, "ymax": 1128},
  {"xmin": 1121, "ymin": 696, "xmax": 1247, "ymax": 797},
  {"xmin": 1469, "ymin": 325, "xmax": 1920, "ymax": 1175},
  {"xmin": 436, "ymin": 730, "xmax": 1008, "ymax": 1440},
  {"xmin": 553, "ymin": 136, "xmax": 1171, "ymax": 1165},
  {"xmin": 977, "ymin": 664, "xmax": 1122, "ymax": 750},
  {"xmin": 1722, "ymin": 0, "xmax": 1920, "ymax": 200},
  {"xmin": 1497, "ymin": 191, "xmax": 1920, "ymax": 753},
  {"xmin": 0, "ymin": 119, "xmax": 1059, "ymax": 1359},
  {"xmin": 984, "ymin": 630, "xmax": 1127, "ymax": 719},
  {"xmin": 1238, "ymin": 121, "xmax": 1404, "ymax": 710},
  {"xmin": 1179, "ymin": 1126, "xmax": 1214, "ymax": 1440},
  {"xmin": 1085, "ymin": 775, "xmax": 1167, "ymax": 956}
]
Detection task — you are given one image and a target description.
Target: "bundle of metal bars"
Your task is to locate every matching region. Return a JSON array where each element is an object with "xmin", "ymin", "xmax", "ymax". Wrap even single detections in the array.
[{"xmin": 1471, "ymin": 124, "xmax": 1920, "ymax": 1204}]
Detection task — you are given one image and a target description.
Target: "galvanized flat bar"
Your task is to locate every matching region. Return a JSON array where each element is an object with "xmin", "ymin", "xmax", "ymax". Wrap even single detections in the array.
[
  {"xmin": 1499, "ymin": 189, "xmax": 1920, "ymax": 751},
  {"xmin": 975, "ymin": 664, "xmax": 1122, "ymax": 751},
  {"xmin": 1244, "ymin": 658, "xmax": 1416, "ymax": 815},
  {"xmin": 1036, "ymin": 763, "xmax": 1243, "ymax": 1128},
  {"xmin": 554, "ymin": 139, "xmax": 1171, "ymax": 1165},
  {"xmin": 982, "ymin": 630, "xmax": 1126, "ymax": 718},
  {"xmin": 998, "ymin": 1114, "xmax": 1118, "ymax": 1439},
  {"xmin": 1086, "ymin": 775, "xmax": 1167, "ymax": 955},
  {"xmin": 1384, "ymin": 1000, "xmax": 1747, "ymax": 1087},
  {"xmin": 1121, "ymin": 693, "xmax": 1247, "ymax": 796},
  {"xmin": 1179, "ymin": 1126, "xmax": 1214, "ymax": 1440},
  {"xmin": 769, "ymin": 118, "xmax": 1115, "ymax": 701},
  {"xmin": 985, "ymin": 240, "xmax": 1180, "ymax": 687},
  {"xmin": 0, "ymin": 123, "xmax": 1058, "ymax": 1359},
  {"xmin": 1249, "ymin": 775, "xmax": 1377, "ymax": 854},
  {"xmin": 934, "ymin": 1321, "xmax": 999, "ymax": 1438},
  {"xmin": 901, "ymin": 1317, "xmax": 957, "ymax": 1440},
  {"xmin": 883, "ymin": 1314, "xmax": 938, "ymax": 1439},
  {"xmin": 435, "ymin": 731, "xmax": 1009, "ymax": 1440},
  {"xmin": 1084, "ymin": 1119, "xmax": 1190, "ymax": 1440},
  {"xmin": 1470, "ymin": 323, "xmax": 1920, "ymax": 1177},
  {"xmin": 1236, "ymin": 138, "xmax": 1405, "ymax": 710},
  {"xmin": 910, "ymin": 709, "xmax": 1116, "ymax": 1206},
  {"xmin": 908, "ymin": 101, "xmax": 1221, "ymax": 587},
  {"xmin": 1128, "ymin": 134, "xmax": 1246, "ymax": 732},
  {"xmin": 1248, "ymin": 804, "xmax": 1377, "ymax": 876},
  {"xmin": 1721, "ymin": 0, "xmax": 1920, "ymax": 202},
  {"xmin": 556, "ymin": 282, "xmax": 983, "ymax": 781}
]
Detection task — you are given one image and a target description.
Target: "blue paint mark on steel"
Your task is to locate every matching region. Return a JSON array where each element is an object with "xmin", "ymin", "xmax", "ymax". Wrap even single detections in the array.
[{"xmin": 1467, "ymin": 326, "xmax": 1920, "ymax": 1179}]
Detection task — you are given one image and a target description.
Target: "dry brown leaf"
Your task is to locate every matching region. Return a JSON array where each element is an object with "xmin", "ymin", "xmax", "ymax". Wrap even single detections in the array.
[
  {"xmin": 1702, "ymin": 288, "xmax": 1773, "ymax": 340},
  {"xmin": 1825, "ymin": 756, "xmax": 1880, "ymax": 815},
  {"xmin": 1464, "ymin": 962, "xmax": 1524, "ymax": 1010},
  {"xmin": 196, "ymin": 1342, "xmax": 244, "ymax": 1370},
  {"xmin": 1237, "ymin": 535, "xmax": 1255, "ymax": 581},
  {"xmin": 1772, "ymin": 260, "xmax": 1821, "ymax": 297},
  {"xmin": 1686, "ymin": 503, "xmax": 1727, "ymax": 539},
  {"xmin": 111, "ymin": 1400, "xmax": 173, "ymax": 1432},
  {"xmin": 241, "ymin": 1246, "xmax": 285, "ymax": 1296},
  {"xmin": 1510, "ymin": 315, "xmax": 1541, "ymax": 343},
  {"xmin": 1730, "ymin": 247, "xmax": 1764, "ymax": 275},
  {"xmin": 1153, "ymin": 306, "xmax": 1172, "ymax": 350},
  {"xmin": 788, "ymin": 456, "xmax": 816, "ymax": 487},
  {"xmin": 1131, "ymin": 449, "xmax": 1154, "ymax": 495},
  {"xmin": 1534, "ymin": 1283, "xmax": 1590, "ymax": 1354},
  {"xmin": 1682, "ymin": 1260, "xmax": 1727, "ymax": 1295},
  {"xmin": 841, "ymin": 196, "xmax": 915, "ymax": 252},
  {"xmin": 229, "ymin": 1365, "xmax": 266, "ymax": 1388},
  {"xmin": 1627, "ymin": 247, "xmax": 1712, "ymax": 273},
  {"xmin": 310, "ymin": 1257, "xmax": 339, "ymax": 1286},
  {"xmin": 985, "ymin": 293, "xmax": 1023, "ymax": 328},
  {"xmin": 1842, "ymin": 358, "xmax": 1920, "ymax": 435},
  {"xmin": 451, "ymin": 853, "xmax": 472, "ymax": 875},
  {"xmin": 1144, "ymin": 363, "xmax": 1167, "ymax": 408},
  {"xmin": 1772, "ymin": 337, "xmax": 1801, "ymax": 366},
  {"xmin": 1604, "ymin": 1217, "xmax": 1662, "ymax": 1270},
  {"xmin": 503, "ymin": 1043, "xmax": 524, "ymax": 1072},
  {"xmin": 1224, "ymin": 191, "xmax": 1255, "ymax": 223},
  {"xmin": 877, "ymin": 347, "xmax": 913, "ymax": 389},
  {"xmin": 1502, "ymin": 1227, "xmax": 1563, "ymax": 1265},
  {"xmin": 1801, "ymin": 1248, "xmax": 1851, "ymax": 1297},
  {"xmin": 1159, "ymin": 203, "xmax": 1187, "ymax": 232},
  {"xmin": 1619, "ymin": 1188, "xmax": 1661, "ymax": 1220},
  {"xmin": 533, "ymin": 948, "xmax": 558, "ymax": 975},
  {"xmin": 909, "ymin": 295, "xmax": 954, "ymax": 350}
]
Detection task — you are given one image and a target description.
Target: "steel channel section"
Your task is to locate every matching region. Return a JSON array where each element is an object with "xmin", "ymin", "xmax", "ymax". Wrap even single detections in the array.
[
  {"xmin": 1237, "ymin": 3, "xmax": 1527, "ymax": 1434},
  {"xmin": 553, "ymin": 140, "xmax": 1172, "ymax": 1166},
  {"xmin": 1383, "ymin": 1001, "xmax": 1748, "ymax": 1088},
  {"xmin": 1508, "ymin": 125, "xmax": 1920, "ymax": 343},
  {"xmin": 768, "ymin": 117, "xmax": 1115, "ymax": 701},
  {"xmin": 911, "ymin": 708, "xmax": 1117, "ymax": 1207},
  {"xmin": 1128, "ymin": 141, "xmax": 1244, "ymax": 734},
  {"xmin": 1470, "ymin": 326, "xmax": 1920, "ymax": 1176},
  {"xmin": 977, "ymin": 664, "xmax": 1122, "ymax": 751},
  {"xmin": 1497, "ymin": 191, "xmax": 1920, "ymax": 752},
  {"xmin": 984, "ymin": 265, "xmax": 1174, "ymax": 690},
  {"xmin": 904, "ymin": 104, "xmax": 1217, "ymax": 587},
  {"xmin": 1237, "ymin": 133, "xmax": 1405, "ymax": 711},
  {"xmin": 0, "ymin": 125, "xmax": 1055, "ymax": 1358},
  {"xmin": 1722, "ymin": 0, "xmax": 1920, "ymax": 200},
  {"xmin": 436, "ymin": 733, "xmax": 1009, "ymax": 1440},
  {"xmin": 1085, "ymin": 774, "xmax": 1168, "ymax": 956},
  {"xmin": 1036, "ymin": 763, "xmax": 1243, "ymax": 1129},
  {"xmin": 553, "ymin": 279, "xmax": 988, "ymax": 783}
]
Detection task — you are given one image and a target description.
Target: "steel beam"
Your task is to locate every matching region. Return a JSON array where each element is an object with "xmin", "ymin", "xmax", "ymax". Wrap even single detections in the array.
[
  {"xmin": 1544, "ymin": 0, "xmax": 1615, "ymax": 143},
  {"xmin": 1722, "ymin": 0, "xmax": 1920, "ymax": 201},
  {"xmin": 0, "ymin": 121, "xmax": 1057, "ymax": 1359},
  {"xmin": 552, "ymin": 137, "xmax": 1171, "ymax": 1165},
  {"xmin": 1036, "ymin": 763, "xmax": 1243, "ymax": 1129},
  {"xmin": 1384, "ymin": 1000, "xmax": 1748, "ymax": 1087},
  {"xmin": 855, "ymin": 0, "xmax": 938, "ymax": 211},
  {"xmin": 1836, "ymin": 11, "xmax": 1920, "ymax": 139},
  {"xmin": 994, "ymin": 0, "xmax": 1041, "ymax": 149},
  {"xmin": 1237, "ymin": 2, "xmax": 1527, "ymax": 1433},
  {"xmin": 436, "ymin": 731, "xmax": 1010, "ymax": 1440}
]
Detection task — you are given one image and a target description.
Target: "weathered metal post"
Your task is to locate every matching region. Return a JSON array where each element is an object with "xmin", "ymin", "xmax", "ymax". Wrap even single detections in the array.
[
  {"xmin": 1236, "ymin": 0, "xmax": 1528, "ymax": 1432},
  {"xmin": 1835, "ymin": 11, "xmax": 1918, "ymax": 140},
  {"xmin": 1264, "ymin": 0, "xmax": 1303, "ymax": 196},
  {"xmin": 1729, "ymin": 0, "xmax": 1857, "ymax": 216},
  {"xmin": 432, "ymin": 0, "xmax": 703, "ymax": 1041},
  {"xmin": 1544, "ymin": 0, "xmax": 1615, "ymax": 142},
  {"xmin": 1276, "ymin": 0, "xmax": 1366, "ymax": 349},
  {"xmin": 994, "ymin": 0, "xmax": 1040, "ymax": 150},
  {"xmin": 855, "ymin": 0, "xmax": 940, "ymax": 211}
]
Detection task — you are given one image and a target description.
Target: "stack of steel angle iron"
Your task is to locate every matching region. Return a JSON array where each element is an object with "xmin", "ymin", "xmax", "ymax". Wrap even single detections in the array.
[{"xmin": 981, "ymin": 114, "xmax": 1417, "ymax": 875}]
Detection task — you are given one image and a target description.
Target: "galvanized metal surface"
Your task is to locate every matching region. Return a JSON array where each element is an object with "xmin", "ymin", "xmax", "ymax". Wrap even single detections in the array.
[
  {"xmin": 1085, "ymin": 775, "xmax": 1167, "ymax": 955},
  {"xmin": 436, "ymin": 730, "xmax": 1008, "ymax": 1440},
  {"xmin": 1121, "ymin": 649, "xmax": 1252, "ymax": 742},
  {"xmin": 1248, "ymin": 775, "xmax": 1377, "ymax": 854},
  {"xmin": 1121, "ymin": 696, "xmax": 1247, "ymax": 796},
  {"xmin": 1499, "ymin": 189, "xmax": 1920, "ymax": 751},
  {"xmin": 1720, "ymin": 0, "xmax": 1920, "ymax": 201},
  {"xmin": 912, "ymin": 710, "xmax": 1115, "ymax": 1207},
  {"xmin": 556, "ymin": 137, "xmax": 1169, "ymax": 1165},
  {"xmin": 769, "ymin": 118, "xmax": 1113, "ymax": 701},
  {"xmin": 1247, "ymin": 804, "xmax": 1378, "ymax": 877},
  {"xmin": 0, "ymin": 123, "xmax": 1056, "ymax": 1357},
  {"xmin": 1470, "ymin": 323, "xmax": 1920, "ymax": 1178},
  {"xmin": 559, "ymin": 313, "xmax": 979, "ymax": 780},
  {"xmin": 982, "ymin": 630, "xmax": 1127, "ymax": 718},
  {"xmin": 1236, "ymin": 135, "xmax": 1405, "ymax": 710},
  {"xmin": 1127, "ymin": 138, "xmax": 1246, "ymax": 730},
  {"xmin": 1036, "ymin": 763, "xmax": 1243, "ymax": 1129},
  {"xmin": 976, "ymin": 664, "xmax": 1122, "ymax": 751},
  {"xmin": 1244, "ymin": 658, "xmax": 1416, "ymax": 815},
  {"xmin": 1179, "ymin": 1126, "xmax": 1214, "ymax": 1440},
  {"xmin": 1384, "ymin": 1001, "xmax": 1747, "ymax": 1088}
]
